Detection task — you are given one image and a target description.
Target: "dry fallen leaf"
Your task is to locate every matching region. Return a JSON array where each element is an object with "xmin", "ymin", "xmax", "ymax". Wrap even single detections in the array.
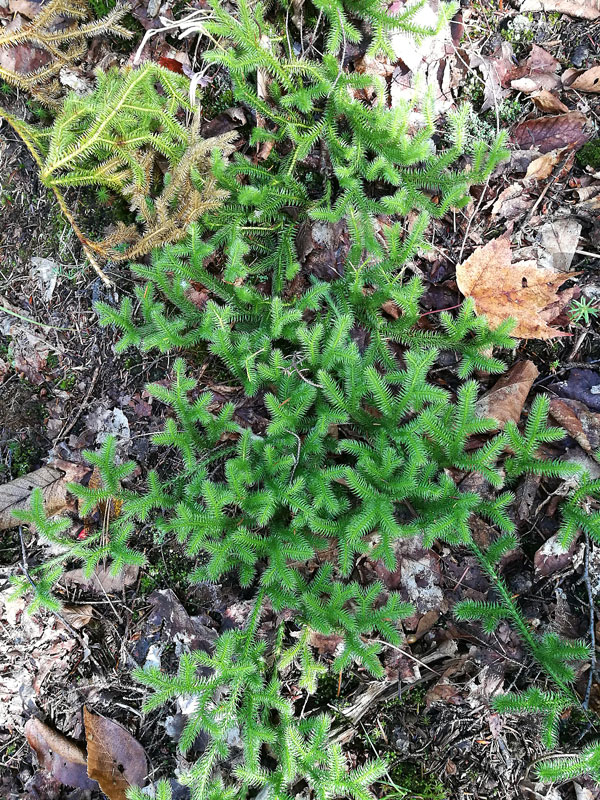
[
  {"xmin": 63, "ymin": 563, "xmax": 139, "ymax": 593},
  {"xmin": 531, "ymin": 89, "xmax": 569, "ymax": 113},
  {"xmin": 475, "ymin": 360, "xmax": 539, "ymax": 428},
  {"xmin": 84, "ymin": 708, "xmax": 147, "ymax": 800},
  {"xmin": 549, "ymin": 397, "xmax": 600, "ymax": 457},
  {"xmin": 536, "ymin": 217, "xmax": 582, "ymax": 272},
  {"xmin": 61, "ymin": 603, "xmax": 94, "ymax": 629},
  {"xmin": 569, "ymin": 66, "xmax": 600, "ymax": 93},
  {"xmin": 470, "ymin": 42, "xmax": 514, "ymax": 113},
  {"xmin": 526, "ymin": 150, "xmax": 563, "ymax": 180},
  {"xmin": 456, "ymin": 238, "xmax": 578, "ymax": 339},
  {"xmin": 521, "ymin": 0, "xmax": 600, "ymax": 20},
  {"xmin": 491, "ymin": 183, "xmax": 534, "ymax": 220},
  {"xmin": 508, "ymin": 45, "xmax": 561, "ymax": 93},
  {"xmin": 513, "ymin": 111, "xmax": 591, "ymax": 153},
  {"xmin": 25, "ymin": 718, "xmax": 98, "ymax": 791},
  {"xmin": 0, "ymin": 466, "xmax": 65, "ymax": 530}
]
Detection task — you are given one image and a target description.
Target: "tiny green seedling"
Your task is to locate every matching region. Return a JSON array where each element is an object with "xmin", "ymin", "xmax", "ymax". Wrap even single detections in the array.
[{"xmin": 569, "ymin": 297, "xmax": 599, "ymax": 325}]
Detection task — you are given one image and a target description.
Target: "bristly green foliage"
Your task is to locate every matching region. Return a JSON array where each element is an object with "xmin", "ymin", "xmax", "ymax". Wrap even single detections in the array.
[
  {"xmin": 11, "ymin": 440, "xmax": 145, "ymax": 613},
  {"xmin": 537, "ymin": 741, "xmax": 600, "ymax": 783},
  {"xmin": 197, "ymin": 0, "xmax": 508, "ymax": 270},
  {"xmin": 133, "ymin": 591, "xmax": 386, "ymax": 800},
  {"xmin": 12, "ymin": 0, "xmax": 600, "ymax": 796}
]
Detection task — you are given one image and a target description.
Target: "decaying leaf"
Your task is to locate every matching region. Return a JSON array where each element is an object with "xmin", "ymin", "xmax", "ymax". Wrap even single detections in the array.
[
  {"xmin": 549, "ymin": 397, "xmax": 600, "ymax": 458},
  {"xmin": 63, "ymin": 563, "xmax": 139, "ymax": 593},
  {"xmin": 534, "ymin": 531, "xmax": 580, "ymax": 577},
  {"xmin": 569, "ymin": 66, "xmax": 600, "ymax": 93},
  {"xmin": 513, "ymin": 111, "xmax": 591, "ymax": 153},
  {"xmin": 470, "ymin": 42, "xmax": 514, "ymax": 113},
  {"xmin": 491, "ymin": 182, "xmax": 535, "ymax": 220},
  {"xmin": 84, "ymin": 707, "xmax": 147, "ymax": 800},
  {"xmin": 25, "ymin": 718, "xmax": 98, "ymax": 791},
  {"xmin": 0, "ymin": 466, "xmax": 65, "ymax": 530},
  {"xmin": 456, "ymin": 238, "xmax": 578, "ymax": 339},
  {"xmin": 536, "ymin": 217, "xmax": 582, "ymax": 272},
  {"xmin": 61, "ymin": 603, "xmax": 94, "ymax": 629},
  {"xmin": 474, "ymin": 360, "xmax": 539, "ymax": 428},
  {"xmin": 509, "ymin": 45, "xmax": 561, "ymax": 93},
  {"xmin": 520, "ymin": 0, "xmax": 600, "ymax": 20}
]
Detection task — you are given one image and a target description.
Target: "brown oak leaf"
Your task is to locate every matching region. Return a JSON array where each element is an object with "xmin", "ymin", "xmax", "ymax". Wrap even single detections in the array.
[{"xmin": 456, "ymin": 238, "xmax": 578, "ymax": 339}]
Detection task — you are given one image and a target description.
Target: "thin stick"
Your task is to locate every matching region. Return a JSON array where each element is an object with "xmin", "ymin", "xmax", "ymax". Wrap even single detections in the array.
[
  {"xmin": 54, "ymin": 364, "xmax": 100, "ymax": 442},
  {"xmin": 0, "ymin": 302, "xmax": 74, "ymax": 332},
  {"xmin": 581, "ymin": 533, "xmax": 597, "ymax": 711}
]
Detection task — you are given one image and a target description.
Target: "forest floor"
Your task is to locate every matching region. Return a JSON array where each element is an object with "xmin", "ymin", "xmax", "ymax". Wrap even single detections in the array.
[{"xmin": 0, "ymin": 0, "xmax": 600, "ymax": 798}]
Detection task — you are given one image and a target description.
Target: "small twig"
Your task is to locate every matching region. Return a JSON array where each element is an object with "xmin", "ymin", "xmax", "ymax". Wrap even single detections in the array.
[
  {"xmin": 370, "ymin": 638, "xmax": 443, "ymax": 677},
  {"xmin": 0, "ymin": 301, "xmax": 74, "ymax": 332},
  {"xmin": 286, "ymin": 429, "xmax": 302, "ymax": 483},
  {"xmin": 457, "ymin": 174, "xmax": 491, "ymax": 265},
  {"xmin": 580, "ymin": 533, "xmax": 598, "ymax": 711},
  {"xmin": 575, "ymin": 249, "xmax": 600, "ymax": 261},
  {"xmin": 54, "ymin": 364, "xmax": 100, "ymax": 443}
]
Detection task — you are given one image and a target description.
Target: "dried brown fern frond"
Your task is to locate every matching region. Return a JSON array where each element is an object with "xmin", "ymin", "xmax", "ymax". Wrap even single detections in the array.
[
  {"xmin": 0, "ymin": 0, "xmax": 132, "ymax": 107},
  {"xmin": 99, "ymin": 120, "xmax": 237, "ymax": 261}
]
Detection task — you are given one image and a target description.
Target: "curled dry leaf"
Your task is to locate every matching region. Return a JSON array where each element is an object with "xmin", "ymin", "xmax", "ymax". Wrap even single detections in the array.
[
  {"xmin": 474, "ymin": 360, "xmax": 539, "ymax": 428},
  {"xmin": 491, "ymin": 183, "xmax": 535, "ymax": 220},
  {"xmin": 456, "ymin": 238, "xmax": 578, "ymax": 339},
  {"xmin": 508, "ymin": 45, "xmax": 561, "ymax": 93},
  {"xmin": 569, "ymin": 66, "xmax": 600, "ymax": 93},
  {"xmin": 520, "ymin": 0, "xmax": 600, "ymax": 20},
  {"xmin": 84, "ymin": 707, "xmax": 147, "ymax": 800},
  {"xmin": 513, "ymin": 111, "xmax": 591, "ymax": 153},
  {"xmin": 534, "ymin": 532, "xmax": 580, "ymax": 578},
  {"xmin": 25, "ymin": 718, "xmax": 98, "ymax": 791},
  {"xmin": 531, "ymin": 89, "xmax": 569, "ymax": 114},
  {"xmin": 526, "ymin": 149, "xmax": 563, "ymax": 180},
  {"xmin": 470, "ymin": 42, "xmax": 514, "ymax": 113}
]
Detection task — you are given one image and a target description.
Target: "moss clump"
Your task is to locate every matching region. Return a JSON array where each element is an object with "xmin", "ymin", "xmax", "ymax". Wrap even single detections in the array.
[
  {"xmin": 577, "ymin": 139, "xmax": 600, "ymax": 171},
  {"xmin": 2, "ymin": 439, "xmax": 42, "ymax": 479},
  {"xmin": 387, "ymin": 763, "xmax": 447, "ymax": 800}
]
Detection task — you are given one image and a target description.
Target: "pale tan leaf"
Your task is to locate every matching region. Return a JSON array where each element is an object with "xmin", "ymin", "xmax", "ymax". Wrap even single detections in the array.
[
  {"xmin": 61, "ymin": 603, "xmax": 94, "ymax": 629},
  {"xmin": 0, "ymin": 466, "xmax": 64, "ymax": 530},
  {"xmin": 536, "ymin": 217, "xmax": 582, "ymax": 272},
  {"xmin": 521, "ymin": 0, "xmax": 600, "ymax": 21},
  {"xmin": 570, "ymin": 66, "xmax": 600, "ymax": 93},
  {"xmin": 474, "ymin": 360, "xmax": 539, "ymax": 428},
  {"xmin": 526, "ymin": 150, "xmax": 562, "ymax": 179},
  {"xmin": 456, "ymin": 238, "xmax": 577, "ymax": 339},
  {"xmin": 531, "ymin": 89, "xmax": 569, "ymax": 113},
  {"xmin": 84, "ymin": 708, "xmax": 147, "ymax": 800},
  {"xmin": 63, "ymin": 564, "xmax": 139, "ymax": 594}
]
